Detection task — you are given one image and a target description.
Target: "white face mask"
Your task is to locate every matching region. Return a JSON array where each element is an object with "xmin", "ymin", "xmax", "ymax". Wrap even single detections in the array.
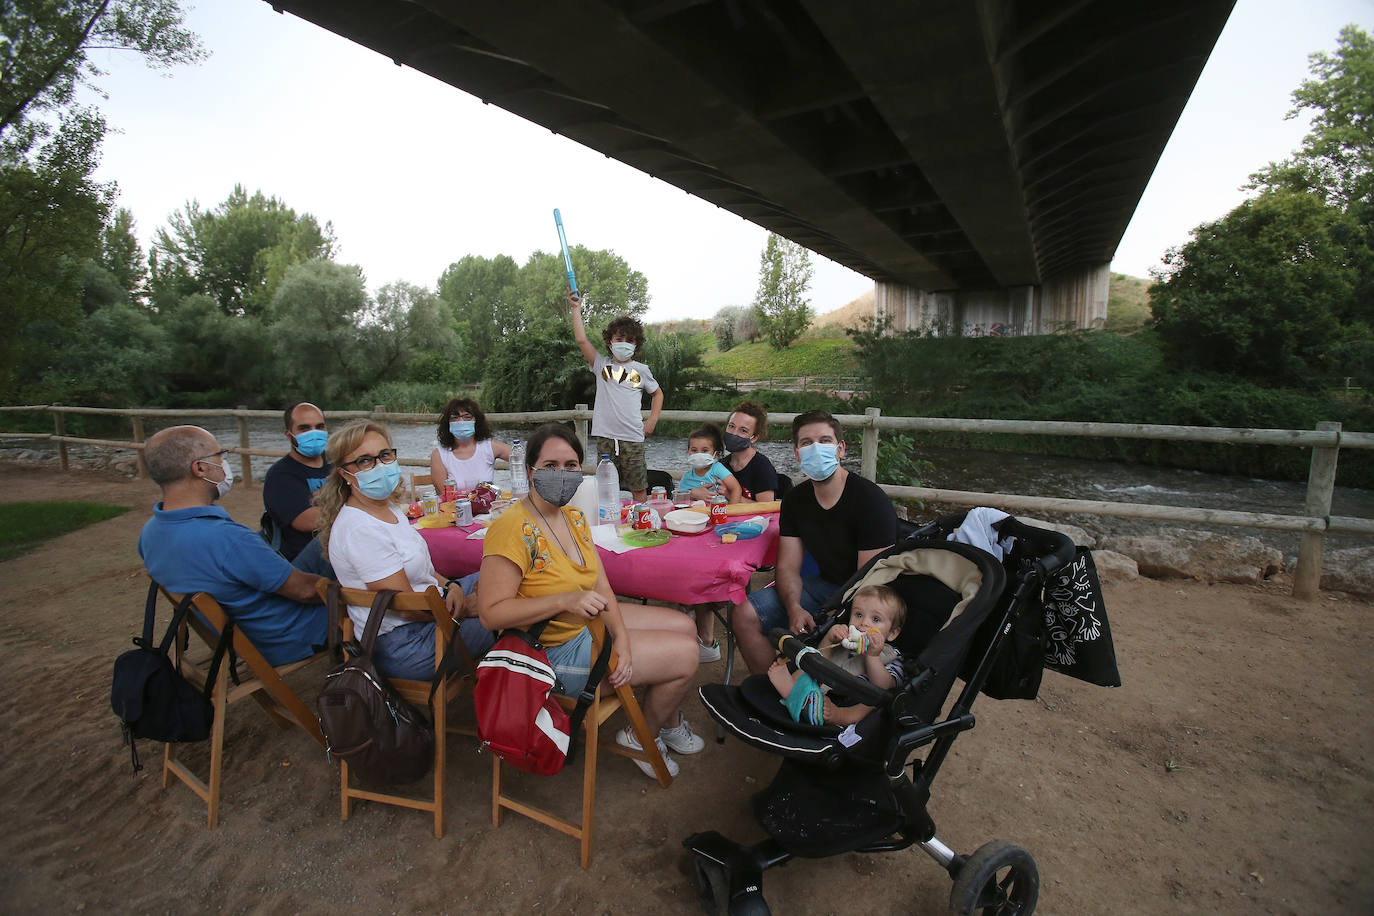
[
  {"xmin": 610, "ymin": 341, "xmax": 636, "ymax": 362},
  {"xmin": 203, "ymin": 459, "xmax": 234, "ymax": 499},
  {"xmin": 686, "ymin": 452, "xmax": 715, "ymax": 471}
]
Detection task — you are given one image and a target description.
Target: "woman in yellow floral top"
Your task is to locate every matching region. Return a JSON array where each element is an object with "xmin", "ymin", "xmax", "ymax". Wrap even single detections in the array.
[{"xmin": 479, "ymin": 423, "xmax": 703, "ymax": 778}]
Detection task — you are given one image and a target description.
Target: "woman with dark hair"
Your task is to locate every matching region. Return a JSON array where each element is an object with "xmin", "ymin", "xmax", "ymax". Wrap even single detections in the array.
[
  {"xmin": 478, "ymin": 423, "xmax": 703, "ymax": 778},
  {"xmin": 723, "ymin": 400, "xmax": 780, "ymax": 502},
  {"xmin": 429, "ymin": 397, "xmax": 511, "ymax": 490}
]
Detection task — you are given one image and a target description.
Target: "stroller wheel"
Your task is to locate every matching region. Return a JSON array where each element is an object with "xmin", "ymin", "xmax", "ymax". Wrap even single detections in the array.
[
  {"xmin": 691, "ymin": 857, "xmax": 729, "ymax": 915},
  {"xmin": 949, "ymin": 840, "xmax": 1039, "ymax": 916}
]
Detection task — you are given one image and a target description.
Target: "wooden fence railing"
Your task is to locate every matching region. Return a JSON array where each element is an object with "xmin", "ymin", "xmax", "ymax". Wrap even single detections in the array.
[{"xmin": 2, "ymin": 403, "xmax": 1369, "ymax": 600}]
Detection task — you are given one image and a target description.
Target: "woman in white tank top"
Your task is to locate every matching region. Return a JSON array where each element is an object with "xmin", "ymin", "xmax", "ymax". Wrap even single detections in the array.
[{"xmin": 428, "ymin": 397, "xmax": 512, "ymax": 490}]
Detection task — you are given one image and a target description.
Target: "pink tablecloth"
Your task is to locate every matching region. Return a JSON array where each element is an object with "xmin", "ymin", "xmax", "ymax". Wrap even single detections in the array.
[{"xmin": 419, "ymin": 516, "xmax": 780, "ymax": 607}]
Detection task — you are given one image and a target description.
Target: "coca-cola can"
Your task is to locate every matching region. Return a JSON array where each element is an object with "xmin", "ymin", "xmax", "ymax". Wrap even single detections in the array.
[
  {"xmin": 455, "ymin": 497, "xmax": 473, "ymax": 527},
  {"xmin": 709, "ymin": 495, "xmax": 728, "ymax": 526},
  {"xmin": 632, "ymin": 503, "xmax": 653, "ymax": 530}
]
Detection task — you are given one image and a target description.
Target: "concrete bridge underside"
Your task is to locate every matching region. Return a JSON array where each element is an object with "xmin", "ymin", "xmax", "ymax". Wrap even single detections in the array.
[{"xmin": 267, "ymin": 0, "xmax": 1233, "ymax": 333}]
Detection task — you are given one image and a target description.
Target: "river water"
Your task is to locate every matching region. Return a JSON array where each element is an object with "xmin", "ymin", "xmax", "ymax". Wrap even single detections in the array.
[{"xmin": 23, "ymin": 417, "xmax": 1371, "ymax": 559}]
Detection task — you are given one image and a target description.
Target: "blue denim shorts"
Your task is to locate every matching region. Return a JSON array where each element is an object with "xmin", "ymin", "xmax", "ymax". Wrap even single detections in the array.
[
  {"xmin": 373, "ymin": 617, "xmax": 496, "ymax": 681},
  {"xmin": 545, "ymin": 627, "xmax": 593, "ymax": 698},
  {"xmin": 747, "ymin": 575, "xmax": 843, "ymax": 633}
]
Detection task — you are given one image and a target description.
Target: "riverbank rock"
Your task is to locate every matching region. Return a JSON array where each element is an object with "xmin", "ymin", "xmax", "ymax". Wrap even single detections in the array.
[
  {"xmin": 1017, "ymin": 517, "xmax": 1095, "ymax": 548},
  {"xmin": 1090, "ymin": 549, "xmax": 1138, "ymax": 582},
  {"xmin": 1322, "ymin": 547, "xmax": 1374, "ymax": 597},
  {"xmin": 1104, "ymin": 528, "xmax": 1283, "ymax": 584}
]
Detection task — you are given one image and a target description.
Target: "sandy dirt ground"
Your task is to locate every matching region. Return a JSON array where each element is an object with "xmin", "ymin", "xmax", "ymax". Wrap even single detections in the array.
[{"xmin": 0, "ymin": 461, "xmax": 1371, "ymax": 915}]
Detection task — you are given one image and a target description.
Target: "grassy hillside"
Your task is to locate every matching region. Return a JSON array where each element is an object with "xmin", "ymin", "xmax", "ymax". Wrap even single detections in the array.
[
  {"xmin": 812, "ymin": 289, "xmax": 874, "ymax": 329},
  {"xmin": 1105, "ymin": 272, "xmax": 1151, "ymax": 332},
  {"xmin": 704, "ymin": 337, "xmax": 860, "ymax": 378}
]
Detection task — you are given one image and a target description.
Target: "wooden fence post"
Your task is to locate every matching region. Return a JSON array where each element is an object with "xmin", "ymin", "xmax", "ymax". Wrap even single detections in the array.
[
  {"xmin": 574, "ymin": 404, "xmax": 589, "ymax": 452},
  {"xmin": 1293, "ymin": 420, "xmax": 1341, "ymax": 599},
  {"xmin": 53, "ymin": 406, "xmax": 68, "ymax": 471},
  {"xmin": 130, "ymin": 415, "xmax": 146, "ymax": 478},
  {"xmin": 236, "ymin": 405, "xmax": 252, "ymax": 486},
  {"xmin": 861, "ymin": 406, "xmax": 881, "ymax": 481}
]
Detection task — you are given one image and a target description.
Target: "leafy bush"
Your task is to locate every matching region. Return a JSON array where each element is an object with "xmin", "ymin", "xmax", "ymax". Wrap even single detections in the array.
[{"xmin": 354, "ymin": 381, "xmax": 453, "ymax": 414}]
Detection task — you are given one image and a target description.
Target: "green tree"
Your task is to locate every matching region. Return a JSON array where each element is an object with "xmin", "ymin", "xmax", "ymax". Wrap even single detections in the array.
[
  {"xmin": 480, "ymin": 329, "xmax": 587, "ymax": 412},
  {"xmin": 151, "ymin": 185, "xmax": 336, "ymax": 316},
  {"xmin": 0, "ymin": 0, "xmax": 204, "ymax": 151},
  {"xmin": 0, "ymin": 111, "xmax": 109, "ymax": 395},
  {"xmin": 518, "ymin": 245, "xmax": 649, "ymax": 329},
  {"xmin": 359, "ymin": 281, "xmax": 460, "ymax": 389},
  {"xmin": 1249, "ymin": 25, "xmax": 1373, "ymax": 210},
  {"xmin": 437, "ymin": 253, "xmax": 521, "ymax": 373},
  {"xmin": 101, "ymin": 206, "xmax": 144, "ymax": 295},
  {"xmin": 1149, "ymin": 191, "xmax": 1367, "ymax": 386},
  {"xmin": 266, "ymin": 260, "xmax": 369, "ymax": 401},
  {"xmin": 751, "ymin": 233, "xmax": 814, "ymax": 349},
  {"xmin": 38, "ymin": 301, "xmax": 171, "ymax": 406},
  {"xmin": 157, "ymin": 293, "xmax": 271, "ymax": 403}
]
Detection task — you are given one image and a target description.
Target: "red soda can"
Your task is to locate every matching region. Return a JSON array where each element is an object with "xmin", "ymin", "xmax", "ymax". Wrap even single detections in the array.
[
  {"xmin": 709, "ymin": 494, "xmax": 728, "ymax": 527},
  {"xmin": 632, "ymin": 503, "xmax": 653, "ymax": 530},
  {"xmin": 443, "ymin": 476, "xmax": 458, "ymax": 503}
]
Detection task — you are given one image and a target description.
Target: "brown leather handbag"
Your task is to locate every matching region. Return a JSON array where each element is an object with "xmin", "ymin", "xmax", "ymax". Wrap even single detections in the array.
[{"xmin": 315, "ymin": 585, "xmax": 435, "ymax": 786}]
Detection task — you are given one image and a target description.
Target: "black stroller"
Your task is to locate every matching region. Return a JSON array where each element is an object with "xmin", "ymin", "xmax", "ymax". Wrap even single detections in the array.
[{"xmin": 684, "ymin": 513, "xmax": 1079, "ymax": 915}]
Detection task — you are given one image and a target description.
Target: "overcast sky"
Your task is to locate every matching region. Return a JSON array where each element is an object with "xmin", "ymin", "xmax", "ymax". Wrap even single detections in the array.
[{"xmin": 84, "ymin": 0, "xmax": 1374, "ymax": 322}]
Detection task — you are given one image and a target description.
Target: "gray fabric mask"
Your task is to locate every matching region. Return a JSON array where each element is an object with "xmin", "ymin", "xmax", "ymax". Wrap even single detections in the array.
[{"xmin": 531, "ymin": 468, "xmax": 583, "ymax": 507}]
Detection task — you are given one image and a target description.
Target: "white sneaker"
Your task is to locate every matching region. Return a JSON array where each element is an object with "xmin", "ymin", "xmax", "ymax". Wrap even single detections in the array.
[
  {"xmin": 616, "ymin": 725, "xmax": 680, "ymax": 779},
  {"xmin": 658, "ymin": 713, "xmax": 705, "ymax": 755},
  {"xmin": 698, "ymin": 638, "xmax": 722, "ymax": 663}
]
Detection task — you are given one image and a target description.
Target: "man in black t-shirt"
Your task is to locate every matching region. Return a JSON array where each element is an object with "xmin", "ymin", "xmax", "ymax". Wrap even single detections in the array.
[
  {"xmin": 731, "ymin": 410, "xmax": 897, "ymax": 675},
  {"xmin": 263, "ymin": 402, "xmax": 331, "ymax": 564}
]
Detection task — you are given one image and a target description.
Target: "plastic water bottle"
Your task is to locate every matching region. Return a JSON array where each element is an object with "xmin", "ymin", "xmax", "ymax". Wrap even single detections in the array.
[
  {"xmin": 595, "ymin": 455, "xmax": 620, "ymax": 526},
  {"xmin": 509, "ymin": 439, "xmax": 528, "ymax": 499}
]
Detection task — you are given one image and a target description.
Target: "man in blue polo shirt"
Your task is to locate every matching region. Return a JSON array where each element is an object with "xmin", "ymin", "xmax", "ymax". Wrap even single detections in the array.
[{"xmin": 139, "ymin": 425, "xmax": 328, "ymax": 666}]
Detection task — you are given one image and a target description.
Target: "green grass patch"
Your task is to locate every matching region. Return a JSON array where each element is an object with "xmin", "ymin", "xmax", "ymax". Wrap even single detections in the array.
[
  {"xmin": 1105, "ymin": 272, "xmax": 1151, "ymax": 333},
  {"xmin": 704, "ymin": 337, "xmax": 860, "ymax": 378},
  {"xmin": 0, "ymin": 501, "xmax": 130, "ymax": 562}
]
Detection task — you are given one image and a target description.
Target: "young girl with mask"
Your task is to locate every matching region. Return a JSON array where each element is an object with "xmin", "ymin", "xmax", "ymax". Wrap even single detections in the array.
[
  {"xmin": 429, "ymin": 398, "xmax": 512, "ymax": 491},
  {"xmin": 478, "ymin": 423, "xmax": 704, "ymax": 778},
  {"xmin": 317, "ymin": 420, "xmax": 495, "ymax": 679},
  {"xmin": 679, "ymin": 423, "xmax": 743, "ymax": 504}
]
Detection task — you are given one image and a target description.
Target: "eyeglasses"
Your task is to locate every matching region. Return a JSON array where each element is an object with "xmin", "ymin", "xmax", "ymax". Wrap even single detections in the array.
[
  {"xmin": 450, "ymin": 412, "xmax": 475, "ymax": 421},
  {"xmin": 190, "ymin": 449, "xmax": 229, "ymax": 465},
  {"xmin": 340, "ymin": 448, "xmax": 398, "ymax": 471}
]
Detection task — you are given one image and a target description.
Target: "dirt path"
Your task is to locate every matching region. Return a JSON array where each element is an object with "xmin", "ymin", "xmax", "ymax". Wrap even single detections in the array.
[{"xmin": 0, "ymin": 461, "xmax": 1370, "ymax": 914}]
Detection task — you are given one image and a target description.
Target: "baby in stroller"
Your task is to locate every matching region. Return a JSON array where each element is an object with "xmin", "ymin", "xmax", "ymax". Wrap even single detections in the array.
[
  {"xmin": 767, "ymin": 584, "xmax": 904, "ymax": 726},
  {"xmin": 686, "ymin": 513, "xmax": 1085, "ymax": 916}
]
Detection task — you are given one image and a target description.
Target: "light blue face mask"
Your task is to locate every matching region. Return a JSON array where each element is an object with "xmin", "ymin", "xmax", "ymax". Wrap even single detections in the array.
[
  {"xmin": 449, "ymin": 420, "xmax": 476, "ymax": 441},
  {"xmin": 798, "ymin": 442, "xmax": 840, "ymax": 481},
  {"xmin": 609, "ymin": 341, "xmax": 636, "ymax": 362},
  {"xmin": 293, "ymin": 429, "xmax": 328, "ymax": 458},
  {"xmin": 351, "ymin": 460, "xmax": 401, "ymax": 499}
]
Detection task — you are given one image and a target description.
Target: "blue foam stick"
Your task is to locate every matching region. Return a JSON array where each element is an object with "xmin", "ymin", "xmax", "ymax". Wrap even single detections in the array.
[{"xmin": 553, "ymin": 208, "xmax": 578, "ymax": 294}]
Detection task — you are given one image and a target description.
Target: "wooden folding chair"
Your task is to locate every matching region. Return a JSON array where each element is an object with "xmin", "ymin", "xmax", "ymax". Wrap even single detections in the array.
[
  {"xmin": 410, "ymin": 473, "xmax": 435, "ymax": 501},
  {"xmin": 160, "ymin": 586, "xmax": 328, "ymax": 829},
  {"xmin": 491, "ymin": 616, "xmax": 673, "ymax": 868},
  {"xmin": 318, "ymin": 581, "xmax": 477, "ymax": 838}
]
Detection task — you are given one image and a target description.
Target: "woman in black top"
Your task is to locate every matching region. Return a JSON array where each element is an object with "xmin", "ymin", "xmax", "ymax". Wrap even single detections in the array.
[{"xmin": 723, "ymin": 400, "xmax": 780, "ymax": 502}]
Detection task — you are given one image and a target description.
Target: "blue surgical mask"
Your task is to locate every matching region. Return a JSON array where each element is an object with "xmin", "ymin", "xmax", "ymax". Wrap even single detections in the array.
[
  {"xmin": 798, "ymin": 443, "xmax": 839, "ymax": 481},
  {"xmin": 609, "ymin": 341, "xmax": 636, "ymax": 362},
  {"xmin": 449, "ymin": 420, "xmax": 476, "ymax": 441},
  {"xmin": 293, "ymin": 429, "xmax": 328, "ymax": 458},
  {"xmin": 351, "ymin": 460, "xmax": 401, "ymax": 499}
]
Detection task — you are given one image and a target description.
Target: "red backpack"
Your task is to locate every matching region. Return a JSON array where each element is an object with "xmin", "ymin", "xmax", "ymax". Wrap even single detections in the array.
[{"xmin": 474, "ymin": 622, "xmax": 611, "ymax": 775}]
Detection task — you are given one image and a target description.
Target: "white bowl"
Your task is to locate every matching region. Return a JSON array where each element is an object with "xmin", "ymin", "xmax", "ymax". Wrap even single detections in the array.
[{"xmin": 663, "ymin": 508, "xmax": 710, "ymax": 534}]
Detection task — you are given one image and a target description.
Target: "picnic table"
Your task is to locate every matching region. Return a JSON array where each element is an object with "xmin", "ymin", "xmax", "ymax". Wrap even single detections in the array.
[{"xmin": 419, "ymin": 515, "xmax": 780, "ymax": 607}]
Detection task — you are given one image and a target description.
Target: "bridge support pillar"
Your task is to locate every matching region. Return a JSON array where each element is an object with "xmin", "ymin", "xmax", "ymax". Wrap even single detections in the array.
[{"xmin": 873, "ymin": 262, "xmax": 1110, "ymax": 337}]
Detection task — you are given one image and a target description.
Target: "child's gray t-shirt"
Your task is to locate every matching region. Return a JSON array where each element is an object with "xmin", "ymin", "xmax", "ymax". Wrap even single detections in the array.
[{"xmin": 590, "ymin": 352, "xmax": 659, "ymax": 442}]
